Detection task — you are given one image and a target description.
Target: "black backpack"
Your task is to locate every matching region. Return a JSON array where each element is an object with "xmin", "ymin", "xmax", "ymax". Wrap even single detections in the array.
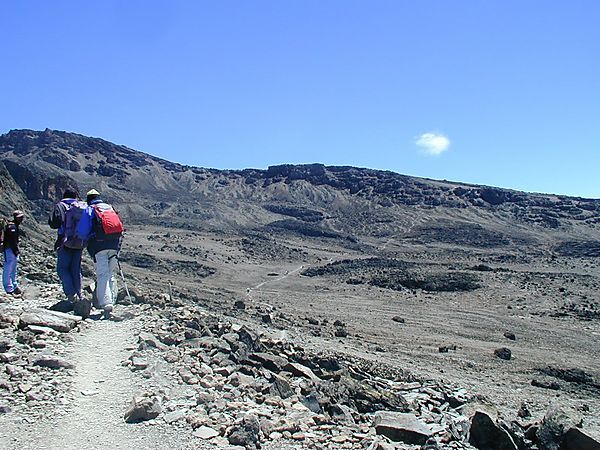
[{"xmin": 0, "ymin": 217, "xmax": 8, "ymax": 252}]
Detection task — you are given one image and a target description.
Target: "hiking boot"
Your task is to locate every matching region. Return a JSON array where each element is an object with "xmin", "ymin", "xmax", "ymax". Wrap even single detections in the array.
[
  {"xmin": 66, "ymin": 295, "xmax": 77, "ymax": 310},
  {"xmin": 73, "ymin": 298, "xmax": 92, "ymax": 319},
  {"xmin": 11, "ymin": 287, "xmax": 23, "ymax": 295},
  {"xmin": 103, "ymin": 305, "xmax": 113, "ymax": 320}
]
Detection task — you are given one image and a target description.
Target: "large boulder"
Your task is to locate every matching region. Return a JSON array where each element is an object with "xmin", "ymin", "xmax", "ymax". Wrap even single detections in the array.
[
  {"xmin": 469, "ymin": 410, "xmax": 517, "ymax": 450},
  {"xmin": 562, "ymin": 428, "xmax": 600, "ymax": 450},
  {"xmin": 537, "ymin": 406, "xmax": 582, "ymax": 450},
  {"xmin": 373, "ymin": 411, "xmax": 432, "ymax": 445},
  {"xmin": 19, "ymin": 309, "xmax": 81, "ymax": 333}
]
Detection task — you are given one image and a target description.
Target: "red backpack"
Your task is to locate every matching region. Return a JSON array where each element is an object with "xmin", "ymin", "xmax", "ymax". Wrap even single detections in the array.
[{"xmin": 92, "ymin": 203, "xmax": 124, "ymax": 241}]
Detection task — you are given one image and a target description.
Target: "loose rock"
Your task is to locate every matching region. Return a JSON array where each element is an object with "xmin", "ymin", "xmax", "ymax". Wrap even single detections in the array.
[
  {"xmin": 124, "ymin": 394, "xmax": 162, "ymax": 423},
  {"xmin": 494, "ymin": 348, "xmax": 512, "ymax": 360},
  {"xmin": 373, "ymin": 411, "xmax": 433, "ymax": 445}
]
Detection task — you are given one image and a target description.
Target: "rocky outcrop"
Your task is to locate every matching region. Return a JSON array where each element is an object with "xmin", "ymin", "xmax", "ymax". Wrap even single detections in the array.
[{"xmin": 303, "ymin": 258, "xmax": 480, "ymax": 292}]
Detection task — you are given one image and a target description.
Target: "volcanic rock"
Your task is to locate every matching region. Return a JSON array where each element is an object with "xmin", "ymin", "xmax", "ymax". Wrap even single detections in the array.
[
  {"xmin": 468, "ymin": 410, "xmax": 517, "ymax": 450},
  {"xmin": 373, "ymin": 411, "xmax": 433, "ymax": 445},
  {"xmin": 124, "ymin": 394, "xmax": 162, "ymax": 423},
  {"xmin": 285, "ymin": 362, "xmax": 319, "ymax": 380},
  {"xmin": 19, "ymin": 309, "xmax": 81, "ymax": 333},
  {"xmin": 227, "ymin": 414, "xmax": 260, "ymax": 447},
  {"xmin": 269, "ymin": 373, "xmax": 294, "ymax": 399},
  {"xmin": 504, "ymin": 331, "xmax": 516, "ymax": 340},
  {"xmin": 562, "ymin": 427, "xmax": 600, "ymax": 450},
  {"xmin": 32, "ymin": 356, "xmax": 74, "ymax": 370},
  {"xmin": 494, "ymin": 347, "xmax": 512, "ymax": 360},
  {"xmin": 537, "ymin": 405, "xmax": 582, "ymax": 450},
  {"xmin": 194, "ymin": 425, "xmax": 220, "ymax": 439}
]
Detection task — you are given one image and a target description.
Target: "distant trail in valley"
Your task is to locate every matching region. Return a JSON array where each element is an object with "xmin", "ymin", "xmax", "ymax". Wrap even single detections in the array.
[
  {"xmin": 247, "ymin": 215, "xmax": 422, "ymax": 302},
  {"xmin": 246, "ymin": 264, "xmax": 306, "ymax": 302}
]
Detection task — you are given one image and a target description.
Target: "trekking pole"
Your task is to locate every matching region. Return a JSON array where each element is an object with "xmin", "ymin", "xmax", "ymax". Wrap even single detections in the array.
[{"xmin": 116, "ymin": 258, "xmax": 133, "ymax": 304}]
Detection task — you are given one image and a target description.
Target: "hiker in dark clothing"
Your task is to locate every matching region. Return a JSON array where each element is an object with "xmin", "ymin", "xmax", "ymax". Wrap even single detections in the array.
[
  {"xmin": 48, "ymin": 189, "xmax": 86, "ymax": 308},
  {"xmin": 3, "ymin": 210, "xmax": 25, "ymax": 295}
]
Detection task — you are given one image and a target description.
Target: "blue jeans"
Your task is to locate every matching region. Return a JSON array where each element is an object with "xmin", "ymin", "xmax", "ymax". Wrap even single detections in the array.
[
  {"xmin": 57, "ymin": 247, "xmax": 83, "ymax": 298},
  {"xmin": 2, "ymin": 249, "xmax": 19, "ymax": 293}
]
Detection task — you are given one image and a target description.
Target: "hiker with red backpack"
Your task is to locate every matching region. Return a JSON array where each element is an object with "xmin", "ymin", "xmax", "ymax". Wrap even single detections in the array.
[
  {"xmin": 2, "ymin": 210, "xmax": 25, "ymax": 295},
  {"xmin": 76, "ymin": 189, "xmax": 124, "ymax": 320},
  {"xmin": 48, "ymin": 188, "xmax": 89, "ymax": 317}
]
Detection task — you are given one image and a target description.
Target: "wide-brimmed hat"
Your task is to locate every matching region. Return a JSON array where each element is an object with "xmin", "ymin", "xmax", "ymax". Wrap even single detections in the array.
[
  {"xmin": 86, "ymin": 189, "xmax": 100, "ymax": 196},
  {"xmin": 13, "ymin": 210, "xmax": 24, "ymax": 218}
]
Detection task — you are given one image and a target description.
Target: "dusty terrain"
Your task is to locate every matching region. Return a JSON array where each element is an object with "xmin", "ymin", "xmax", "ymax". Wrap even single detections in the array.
[
  {"xmin": 0, "ymin": 129, "xmax": 599, "ymax": 449},
  {"xmin": 126, "ymin": 222, "xmax": 600, "ymax": 422}
]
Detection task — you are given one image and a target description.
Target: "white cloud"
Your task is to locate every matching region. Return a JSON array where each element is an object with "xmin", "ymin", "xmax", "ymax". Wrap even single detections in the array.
[{"xmin": 415, "ymin": 132, "xmax": 450, "ymax": 156}]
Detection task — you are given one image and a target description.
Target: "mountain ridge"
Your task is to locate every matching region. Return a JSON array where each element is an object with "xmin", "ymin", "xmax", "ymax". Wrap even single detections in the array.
[
  {"xmin": 2, "ymin": 128, "xmax": 598, "ymax": 201},
  {"xmin": 1, "ymin": 129, "xmax": 599, "ymax": 256}
]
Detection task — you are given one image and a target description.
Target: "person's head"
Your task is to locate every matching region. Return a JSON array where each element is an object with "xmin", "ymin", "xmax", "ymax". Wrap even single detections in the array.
[
  {"xmin": 63, "ymin": 188, "xmax": 79, "ymax": 200},
  {"xmin": 13, "ymin": 210, "xmax": 24, "ymax": 225},
  {"xmin": 86, "ymin": 189, "xmax": 100, "ymax": 204}
]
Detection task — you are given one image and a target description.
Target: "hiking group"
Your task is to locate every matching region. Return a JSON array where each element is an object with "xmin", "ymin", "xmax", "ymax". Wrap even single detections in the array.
[{"xmin": 48, "ymin": 188, "xmax": 124, "ymax": 319}]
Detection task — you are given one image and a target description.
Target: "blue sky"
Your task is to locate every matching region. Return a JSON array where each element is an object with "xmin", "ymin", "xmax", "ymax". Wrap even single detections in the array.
[{"xmin": 1, "ymin": 1, "xmax": 598, "ymax": 198}]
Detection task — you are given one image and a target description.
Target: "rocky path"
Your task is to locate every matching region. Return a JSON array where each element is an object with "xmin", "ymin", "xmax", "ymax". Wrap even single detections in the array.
[{"xmin": 1, "ymin": 316, "xmax": 195, "ymax": 450}]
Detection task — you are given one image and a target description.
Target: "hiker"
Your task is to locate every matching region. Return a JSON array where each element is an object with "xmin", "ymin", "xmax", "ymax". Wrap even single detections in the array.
[
  {"xmin": 77, "ymin": 189, "xmax": 124, "ymax": 319},
  {"xmin": 48, "ymin": 188, "xmax": 89, "ymax": 315},
  {"xmin": 2, "ymin": 210, "xmax": 25, "ymax": 295}
]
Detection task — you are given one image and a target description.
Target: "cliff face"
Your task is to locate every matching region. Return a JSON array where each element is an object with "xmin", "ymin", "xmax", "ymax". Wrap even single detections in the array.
[{"xmin": 0, "ymin": 161, "xmax": 30, "ymax": 217}]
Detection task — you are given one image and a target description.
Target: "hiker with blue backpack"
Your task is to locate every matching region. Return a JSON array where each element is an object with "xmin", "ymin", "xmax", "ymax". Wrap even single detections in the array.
[
  {"xmin": 48, "ymin": 189, "xmax": 90, "ymax": 317},
  {"xmin": 77, "ymin": 189, "xmax": 124, "ymax": 320}
]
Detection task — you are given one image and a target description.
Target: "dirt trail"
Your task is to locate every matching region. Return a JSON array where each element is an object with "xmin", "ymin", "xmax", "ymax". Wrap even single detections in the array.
[
  {"xmin": 1, "ymin": 318, "xmax": 194, "ymax": 450},
  {"xmin": 246, "ymin": 264, "xmax": 306, "ymax": 301}
]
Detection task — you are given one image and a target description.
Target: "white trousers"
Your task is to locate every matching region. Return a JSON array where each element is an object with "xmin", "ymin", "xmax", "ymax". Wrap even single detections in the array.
[{"xmin": 95, "ymin": 249, "xmax": 118, "ymax": 310}]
